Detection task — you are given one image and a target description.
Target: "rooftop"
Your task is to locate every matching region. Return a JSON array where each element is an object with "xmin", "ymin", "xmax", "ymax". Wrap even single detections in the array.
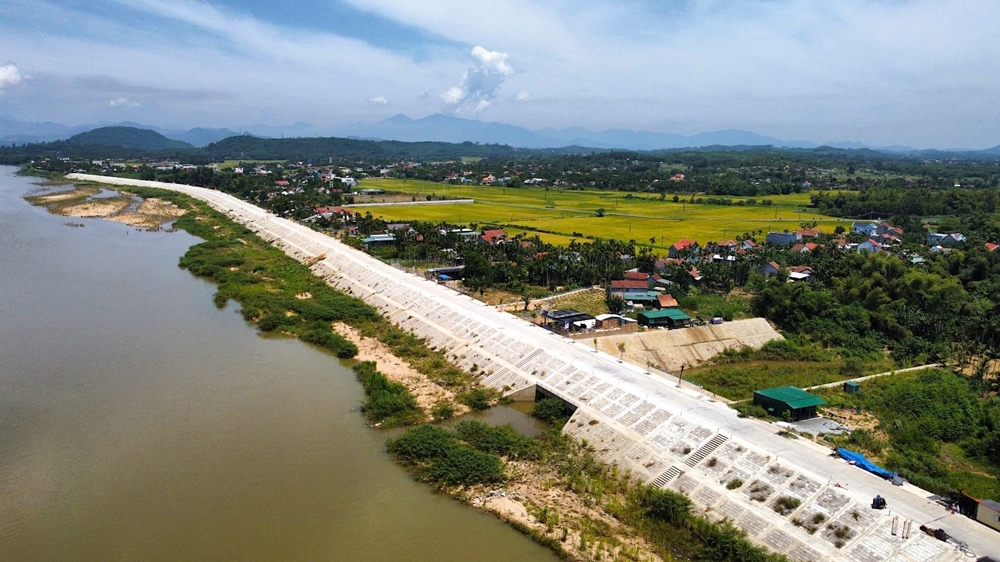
[
  {"xmin": 754, "ymin": 386, "xmax": 826, "ymax": 409},
  {"xmin": 639, "ymin": 308, "xmax": 691, "ymax": 321}
]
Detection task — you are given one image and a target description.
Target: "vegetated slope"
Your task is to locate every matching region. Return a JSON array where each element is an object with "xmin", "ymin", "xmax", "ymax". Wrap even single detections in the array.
[
  {"xmin": 201, "ymin": 135, "xmax": 535, "ymax": 161},
  {"xmin": 67, "ymin": 126, "xmax": 193, "ymax": 151}
]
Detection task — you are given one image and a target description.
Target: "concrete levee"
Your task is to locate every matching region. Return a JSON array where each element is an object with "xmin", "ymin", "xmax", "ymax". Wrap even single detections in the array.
[
  {"xmin": 68, "ymin": 174, "xmax": 995, "ymax": 562},
  {"xmin": 596, "ymin": 318, "xmax": 783, "ymax": 372}
]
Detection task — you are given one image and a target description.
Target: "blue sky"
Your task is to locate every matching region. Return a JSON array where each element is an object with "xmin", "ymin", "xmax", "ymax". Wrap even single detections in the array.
[{"xmin": 1, "ymin": 0, "xmax": 998, "ymax": 148}]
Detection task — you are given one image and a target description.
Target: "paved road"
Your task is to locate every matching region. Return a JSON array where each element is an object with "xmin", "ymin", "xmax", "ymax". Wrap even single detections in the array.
[{"xmin": 806, "ymin": 363, "xmax": 942, "ymax": 390}]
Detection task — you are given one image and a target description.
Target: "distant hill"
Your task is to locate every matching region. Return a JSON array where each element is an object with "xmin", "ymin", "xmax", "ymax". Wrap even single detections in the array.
[
  {"xmin": 339, "ymin": 114, "xmax": 819, "ymax": 150},
  {"xmin": 166, "ymin": 127, "xmax": 239, "ymax": 147},
  {"xmin": 68, "ymin": 126, "xmax": 193, "ymax": 150}
]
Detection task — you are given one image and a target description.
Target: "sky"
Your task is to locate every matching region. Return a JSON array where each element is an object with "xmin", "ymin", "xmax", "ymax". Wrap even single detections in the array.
[{"xmin": 1, "ymin": 0, "xmax": 998, "ymax": 149}]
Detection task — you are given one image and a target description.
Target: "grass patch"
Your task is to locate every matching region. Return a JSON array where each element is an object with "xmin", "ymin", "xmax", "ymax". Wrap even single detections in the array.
[
  {"xmin": 543, "ymin": 288, "xmax": 608, "ymax": 316},
  {"xmin": 677, "ymin": 291, "xmax": 752, "ymax": 321},
  {"xmin": 687, "ymin": 361, "xmax": 853, "ymax": 401}
]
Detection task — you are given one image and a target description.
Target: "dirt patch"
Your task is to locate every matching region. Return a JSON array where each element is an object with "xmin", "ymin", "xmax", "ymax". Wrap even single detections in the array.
[
  {"xmin": 59, "ymin": 198, "xmax": 132, "ymax": 218},
  {"xmin": 333, "ymin": 323, "xmax": 469, "ymax": 416},
  {"xmin": 467, "ymin": 461, "xmax": 663, "ymax": 561}
]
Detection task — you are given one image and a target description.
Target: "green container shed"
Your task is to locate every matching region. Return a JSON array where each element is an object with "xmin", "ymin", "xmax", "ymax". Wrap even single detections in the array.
[
  {"xmin": 753, "ymin": 386, "xmax": 826, "ymax": 421},
  {"xmin": 637, "ymin": 308, "xmax": 691, "ymax": 328}
]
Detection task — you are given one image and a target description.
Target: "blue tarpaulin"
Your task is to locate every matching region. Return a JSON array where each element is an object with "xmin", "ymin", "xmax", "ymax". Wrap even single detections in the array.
[{"xmin": 837, "ymin": 448, "xmax": 895, "ymax": 479}]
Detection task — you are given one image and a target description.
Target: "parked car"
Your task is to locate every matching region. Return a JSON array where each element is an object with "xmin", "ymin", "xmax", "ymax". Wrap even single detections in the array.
[{"xmin": 710, "ymin": 317, "xmax": 724, "ymax": 325}]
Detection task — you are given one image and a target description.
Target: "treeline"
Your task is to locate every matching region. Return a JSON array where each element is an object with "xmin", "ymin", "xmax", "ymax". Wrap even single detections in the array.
[
  {"xmin": 750, "ymin": 248, "xmax": 1000, "ymax": 366},
  {"xmin": 812, "ymin": 186, "xmax": 1000, "ymax": 219}
]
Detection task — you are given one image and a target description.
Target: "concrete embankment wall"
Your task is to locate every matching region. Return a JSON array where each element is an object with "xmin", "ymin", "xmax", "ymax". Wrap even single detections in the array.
[
  {"xmin": 597, "ymin": 318, "xmax": 782, "ymax": 372},
  {"xmin": 67, "ymin": 174, "xmax": 979, "ymax": 562}
]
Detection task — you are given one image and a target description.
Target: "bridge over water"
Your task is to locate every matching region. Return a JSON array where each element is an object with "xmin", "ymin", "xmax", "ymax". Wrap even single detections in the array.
[{"xmin": 70, "ymin": 174, "xmax": 998, "ymax": 562}]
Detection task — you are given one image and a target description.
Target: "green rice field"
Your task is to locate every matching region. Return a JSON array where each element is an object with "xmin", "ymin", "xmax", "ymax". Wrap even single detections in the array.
[{"xmin": 353, "ymin": 178, "xmax": 849, "ymax": 246}]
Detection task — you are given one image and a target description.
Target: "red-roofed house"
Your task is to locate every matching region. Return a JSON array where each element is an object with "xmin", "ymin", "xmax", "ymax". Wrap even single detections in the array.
[
  {"xmin": 480, "ymin": 229, "xmax": 507, "ymax": 245},
  {"xmin": 657, "ymin": 294, "xmax": 679, "ymax": 308},
  {"xmin": 610, "ymin": 280, "xmax": 649, "ymax": 296},
  {"xmin": 668, "ymin": 239, "xmax": 700, "ymax": 258},
  {"xmin": 314, "ymin": 206, "xmax": 357, "ymax": 222},
  {"xmin": 795, "ymin": 228, "xmax": 821, "ymax": 240},
  {"xmin": 986, "ymin": 243, "xmax": 999, "ymax": 252},
  {"xmin": 624, "ymin": 271, "xmax": 652, "ymax": 281}
]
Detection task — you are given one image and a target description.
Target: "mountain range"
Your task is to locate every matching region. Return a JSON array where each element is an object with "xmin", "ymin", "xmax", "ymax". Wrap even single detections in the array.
[{"xmin": 2, "ymin": 114, "xmax": 998, "ymax": 155}]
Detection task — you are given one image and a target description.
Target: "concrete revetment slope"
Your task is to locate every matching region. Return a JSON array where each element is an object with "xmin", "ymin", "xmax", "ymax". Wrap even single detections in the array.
[{"xmin": 68, "ymin": 174, "xmax": 998, "ymax": 562}]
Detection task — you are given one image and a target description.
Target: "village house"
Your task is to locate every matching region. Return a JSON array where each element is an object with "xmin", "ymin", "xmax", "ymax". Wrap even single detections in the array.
[
  {"xmin": 758, "ymin": 261, "xmax": 782, "ymax": 277},
  {"xmin": 875, "ymin": 221, "xmax": 904, "ymax": 238},
  {"xmin": 852, "ymin": 221, "xmax": 877, "ymax": 236},
  {"xmin": 926, "ymin": 232, "xmax": 966, "ymax": 247},
  {"xmin": 858, "ymin": 239, "xmax": 883, "ymax": 253},
  {"xmin": 765, "ymin": 232, "xmax": 798, "ymax": 246},
  {"xmin": 480, "ymin": 229, "xmax": 507, "ymax": 245},
  {"xmin": 668, "ymin": 239, "xmax": 700, "ymax": 259},
  {"xmin": 609, "ymin": 279, "xmax": 650, "ymax": 297},
  {"xmin": 788, "ymin": 265, "xmax": 813, "ymax": 283},
  {"xmin": 313, "ymin": 206, "xmax": 357, "ymax": 223}
]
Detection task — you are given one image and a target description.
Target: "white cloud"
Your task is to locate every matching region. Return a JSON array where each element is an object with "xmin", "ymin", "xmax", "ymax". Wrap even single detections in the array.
[
  {"xmin": 108, "ymin": 96, "xmax": 139, "ymax": 107},
  {"xmin": 515, "ymin": 91, "xmax": 532, "ymax": 102},
  {"xmin": 471, "ymin": 46, "xmax": 513, "ymax": 77},
  {"xmin": 440, "ymin": 86, "xmax": 465, "ymax": 105},
  {"xmin": 441, "ymin": 46, "xmax": 514, "ymax": 110},
  {"xmin": 368, "ymin": 95, "xmax": 389, "ymax": 105},
  {"xmin": 0, "ymin": 64, "xmax": 22, "ymax": 90}
]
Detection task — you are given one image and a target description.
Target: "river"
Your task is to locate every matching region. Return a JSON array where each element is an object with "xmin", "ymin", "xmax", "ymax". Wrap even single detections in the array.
[{"xmin": 0, "ymin": 167, "xmax": 555, "ymax": 561}]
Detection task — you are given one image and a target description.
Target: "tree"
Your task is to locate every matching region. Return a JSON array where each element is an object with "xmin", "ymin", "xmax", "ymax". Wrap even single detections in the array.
[
  {"xmin": 606, "ymin": 294, "xmax": 626, "ymax": 315},
  {"xmin": 617, "ymin": 341, "xmax": 627, "ymax": 362},
  {"xmin": 595, "ymin": 207, "xmax": 606, "ymax": 217}
]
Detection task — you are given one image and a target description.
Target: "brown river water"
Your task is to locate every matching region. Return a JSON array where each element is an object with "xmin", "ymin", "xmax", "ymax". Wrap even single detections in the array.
[{"xmin": 0, "ymin": 167, "xmax": 556, "ymax": 561}]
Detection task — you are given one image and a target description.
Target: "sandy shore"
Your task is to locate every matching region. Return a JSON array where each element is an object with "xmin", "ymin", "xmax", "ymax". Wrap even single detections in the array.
[
  {"xmin": 333, "ymin": 323, "xmax": 470, "ymax": 417},
  {"xmin": 28, "ymin": 186, "xmax": 186, "ymax": 228}
]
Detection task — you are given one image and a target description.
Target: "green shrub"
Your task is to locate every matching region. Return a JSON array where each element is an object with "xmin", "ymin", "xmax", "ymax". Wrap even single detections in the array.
[
  {"xmin": 431, "ymin": 401, "xmax": 457, "ymax": 421},
  {"xmin": 532, "ymin": 398, "xmax": 569, "ymax": 426},
  {"xmin": 387, "ymin": 425, "xmax": 457, "ymax": 462},
  {"xmin": 458, "ymin": 387, "xmax": 497, "ymax": 411},
  {"xmin": 455, "ymin": 420, "xmax": 537, "ymax": 459},
  {"xmin": 639, "ymin": 486, "xmax": 692, "ymax": 525},
  {"xmin": 772, "ymin": 496, "xmax": 801, "ymax": 516},
  {"xmin": 300, "ymin": 327, "xmax": 358, "ymax": 358},
  {"xmin": 735, "ymin": 402, "xmax": 770, "ymax": 419},
  {"xmin": 353, "ymin": 361, "xmax": 422, "ymax": 426},
  {"xmin": 387, "ymin": 425, "xmax": 505, "ymax": 486},
  {"xmin": 422, "ymin": 445, "xmax": 505, "ymax": 485}
]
